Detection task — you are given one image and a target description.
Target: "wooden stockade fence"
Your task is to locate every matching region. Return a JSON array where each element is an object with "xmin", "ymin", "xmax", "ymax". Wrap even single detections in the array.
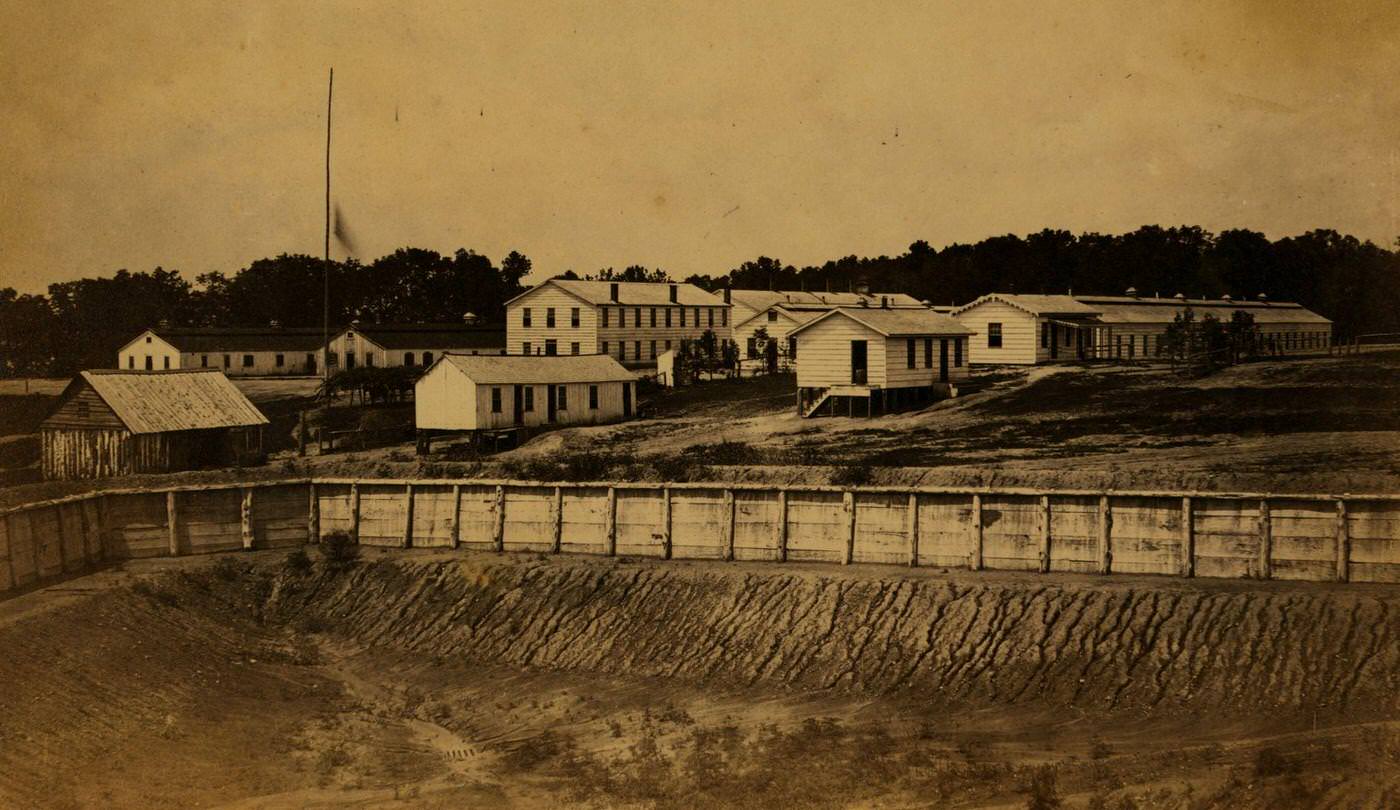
[{"xmin": 2, "ymin": 478, "xmax": 1399, "ymax": 595}]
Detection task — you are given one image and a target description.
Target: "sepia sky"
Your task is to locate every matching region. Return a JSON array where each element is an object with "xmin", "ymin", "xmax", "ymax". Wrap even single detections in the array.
[{"xmin": 2, "ymin": 0, "xmax": 1398, "ymax": 293}]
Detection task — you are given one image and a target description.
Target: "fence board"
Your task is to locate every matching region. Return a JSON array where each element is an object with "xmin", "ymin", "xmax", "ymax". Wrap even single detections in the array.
[
  {"xmin": 1268, "ymin": 500, "xmax": 1337, "ymax": 581},
  {"xmin": 410, "ymin": 485, "xmax": 456, "ymax": 547},
  {"xmin": 503, "ymin": 486, "xmax": 556, "ymax": 552},
  {"xmin": 560, "ymin": 486, "xmax": 608, "ymax": 554},
  {"xmin": 177, "ymin": 489, "xmax": 243, "ymax": 554},
  {"xmin": 355, "ymin": 484, "xmax": 406, "ymax": 547},
  {"xmin": 614, "ymin": 488, "xmax": 665, "ymax": 558},
  {"xmin": 0, "ymin": 516, "xmax": 12, "ymax": 591},
  {"xmin": 252, "ymin": 485, "xmax": 311, "ymax": 548},
  {"xmin": 852, "ymin": 492, "xmax": 912, "ymax": 565},
  {"xmin": 9, "ymin": 512, "xmax": 38, "ymax": 586},
  {"xmin": 670, "ymin": 489, "xmax": 727, "ymax": 559},
  {"xmin": 1347, "ymin": 501, "xmax": 1400, "ymax": 583},
  {"xmin": 980, "ymin": 495, "xmax": 1040, "ymax": 571},
  {"xmin": 786, "ymin": 490, "xmax": 847, "ymax": 563},
  {"xmin": 914, "ymin": 494, "xmax": 972, "ymax": 567},
  {"xmin": 1108, "ymin": 496, "xmax": 1182, "ymax": 575},
  {"xmin": 103, "ymin": 493, "xmax": 169, "ymax": 559},
  {"xmin": 315, "ymin": 484, "xmax": 353, "ymax": 540},
  {"xmin": 455, "ymin": 485, "xmax": 497, "ymax": 548},
  {"xmin": 1048, "ymin": 495, "xmax": 1100, "ymax": 573},
  {"xmin": 1192, "ymin": 499, "xmax": 1260, "ymax": 579},
  {"xmin": 57, "ymin": 502, "xmax": 87, "ymax": 570},
  {"xmin": 734, "ymin": 490, "xmax": 781, "ymax": 561}
]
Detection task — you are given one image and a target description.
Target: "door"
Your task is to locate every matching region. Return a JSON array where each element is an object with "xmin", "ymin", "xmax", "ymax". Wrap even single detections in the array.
[
  {"xmin": 1050, "ymin": 323, "xmax": 1059, "ymax": 359},
  {"xmin": 513, "ymin": 385, "xmax": 524, "ymax": 426},
  {"xmin": 547, "ymin": 385, "xmax": 557, "ymax": 423},
  {"xmin": 850, "ymin": 340, "xmax": 867, "ymax": 385},
  {"xmin": 622, "ymin": 382, "xmax": 632, "ymax": 417},
  {"xmin": 938, "ymin": 338, "xmax": 949, "ymax": 382}
]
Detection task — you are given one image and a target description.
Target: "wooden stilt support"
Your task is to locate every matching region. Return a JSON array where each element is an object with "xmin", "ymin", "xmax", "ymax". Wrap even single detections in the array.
[
  {"xmin": 776, "ymin": 489, "xmax": 788, "ymax": 563},
  {"xmin": 349, "ymin": 483, "xmax": 360, "ymax": 545},
  {"xmin": 969, "ymin": 494, "xmax": 983, "ymax": 570},
  {"xmin": 1336, "ymin": 499, "xmax": 1350, "ymax": 582},
  {"xmin": 661, "ymin": 487, "xmax": 672, "ymax": 560},
  {"xmin": 450, "ymin": 484, "xmax": 462, "ymax": 549},
  {"xmin": 166, "ymin": 491, "xmax": 179, "ymax": 557},
  {"xmin": 1038, "ymin": 495, "xmax": 1051, "ymax": 573},
  {"xmin": 493, "ymin": 485, "xmax": 506, "ymax": 552},
  {"xmin": 553, "ymin": 486, "xmax": 564, "ymax": 554},
  {"xmin": 308, "ymin": 482, "xmax": 319, "ymax": 543},
  {"xmin": 1258, "ymin": 499, "xmax": 1272, "ymax": 580},
  {"xmin": 403, "ymin": 484, "xmax": 414, "ymax": 549},
  {"xmin": 1097, "ymin": 495, "xmax": 1112, "ymax": 574},
  {"xmin": 241, "ymin": 487, "xmax": 254, "ymax": 550},
  {"xmin": 1181, "ymin": 496, "xmax": 1194, "ymax": 577},
  {"xmin": 907, "ymin": 492, "xmax": 920, "ymax": 567},
  {"xmin": 724, "ymin": 489, "xmax": 736, "ymax": 561},
  {"xmin": 604, "ymin": 486, "xmax": 616, "ymax": 557},
  {"xmin": 843, "ymin": 490, "xmax": 856, "ymax": 565}
]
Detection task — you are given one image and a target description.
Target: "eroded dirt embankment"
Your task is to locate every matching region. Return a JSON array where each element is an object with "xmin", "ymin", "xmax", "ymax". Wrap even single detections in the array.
[{"xmin": 268, "ymin": 554, "xmax": 1400, "ymax": 715}]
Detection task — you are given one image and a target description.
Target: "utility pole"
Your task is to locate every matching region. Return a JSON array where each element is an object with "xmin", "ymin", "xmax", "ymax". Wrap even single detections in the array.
[{"xmin": 323, "ymin": 67, "xmax": 333, "ymax": 383}]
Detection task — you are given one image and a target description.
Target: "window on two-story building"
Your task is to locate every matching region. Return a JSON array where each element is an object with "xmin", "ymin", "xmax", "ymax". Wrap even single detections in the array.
[
  {"xmin": 633, "ymin": 340, "xmax": 641, "ymax": 360},
  {"xmin": 522, "ymin": 307, "xmax": 532, "ymax": 328},
  {"xmin": 602, "ymin": 307, "xmax": 610, "ymax": 327},
  {"xmin": 602, "ymin": 340, "xmax": 610, "ymax": 356},
  {"xmin": 522, "ymin": 341, "xmax": 532, "ymax": 355},
  {"xmin": 589, "ymin": 385, "xmax": 599, "ymax": 409},
  {"xmin": 571, "ymin": 342, "xmax": 580, "ymax": 355},
  {"xmin": 546, "ymin": 307, "xmax": 556, "ymax": 328},
  {"xmin": 665, "ymin": 308, "xmax": 672, "ymax": 327},
  {"xmin": 650, "ymin": 308, "xmax": 657, "ymax": 327},
  {"xmin": 708, "ymin": 308, "xmax": 714, "ymax": 327},
  {"xmin": 987, "ymin": 323, "xmax": 1003, "ymax": 348},
  {"xmin": 650, "ymin": 340, "xmax": 656, "ymax": 359},
  {"xmin": 680, "ymin": 308, "xmax": 687, "ymax": 327},
  {"xmin": 633, "ymin": 307, "xmax": 641, "ymax": 328},
  {"xmin": 571, "ymin": 307, "xmax": 580, "ymax": 327},
  {"xmin": 545, "ymin": 339, "xmax": 557, "ymax": 356},
  {"xmin": 721, "ymin": 308, "xmax": 727, "ymax": 327},
  {"xmin": 747, "ymin": 338, "xmax": 758, "ymax": 358},
  {"xmin": 491, "ymin": 387, "xmax": 502, "ymax": 413},
  {"xmin": 693, "ymin": 307, "xmax": 700, "ymax": 326}
]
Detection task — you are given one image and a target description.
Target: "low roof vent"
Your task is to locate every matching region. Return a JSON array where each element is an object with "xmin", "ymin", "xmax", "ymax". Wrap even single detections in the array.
[
  {"xmin": 1221, "ymin": 293, "xmax": 1233, "ymax": 302},
  {"xmin": 1173, "ymin": 293, "xmax": 1186, "ymax": 300},
  {"xmin": 1125, "ymin": 286, "xmax": 1139, "ymax": 298}
]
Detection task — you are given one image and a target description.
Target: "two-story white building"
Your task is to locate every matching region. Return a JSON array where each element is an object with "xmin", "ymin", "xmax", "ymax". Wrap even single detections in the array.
[
  {"xmin": 505, "ymin": 279, "xmax": 731, "ymax": 369},
  {"xmin": 729, "ymin": 290, "xmax": 926, "ymax": 371},
  {"xmin": 789, "ymin": 306, "xmax": 974, "ymax": 418}
]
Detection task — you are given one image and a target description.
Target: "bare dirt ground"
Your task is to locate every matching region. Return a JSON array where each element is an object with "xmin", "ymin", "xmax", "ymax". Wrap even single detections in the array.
[
  {"xmin": 2, "ymin": 550, "xmax": 1397, "ymax": 809},
  {"xmin": 4, "ymin": 353, "xmax": 1398, "ymax": 507}
]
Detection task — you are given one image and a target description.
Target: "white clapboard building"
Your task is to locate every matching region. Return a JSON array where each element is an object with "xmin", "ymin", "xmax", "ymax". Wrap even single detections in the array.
[
  {"xmin": 505, "ymin": 279, "xmax": 731, "ymax": 369},
  {"xmin": 415, "ymin": 353, "xmax": 638, "ymax": 433},
  {"xmin": 790, "ymin": 306, "xmax": 974, "ymax": 418}
]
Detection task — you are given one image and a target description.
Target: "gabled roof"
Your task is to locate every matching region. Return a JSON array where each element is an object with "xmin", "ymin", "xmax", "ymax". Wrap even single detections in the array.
[
  {"xmin": 47, "ymin": 369, "xmax": 268, "ymax": 434},
  {"xmin": 1075, "ymin": 296, "xmax": 1332, "ymax": 325},
  {"xmin": 951, "ymin": 294, "xmax": 1101, "ymax": 318},
  {"xmin": 729, "ymin": 289, "xmax": 925, "ymax": 312},
  {"xmin": 128, "ymin": 326, "xmax": 330, "ymax": 353},
  {"xmin": 431, "ymin": 353, "xmax": 638, "ymax": 385},
  {"xmin": 507, "ymin": 279, "xmax": 725, "ymax": 308},
  {"xmin": 788, "ymin": 307, "xmax": 974, "ymax": 339},
  {"xmin": 732, "ymin": 304, "xmax": 822, "ymax": 332},
  {"xmin": 342, "ymin": 323, "xmax": 505, "ymax": 350}
]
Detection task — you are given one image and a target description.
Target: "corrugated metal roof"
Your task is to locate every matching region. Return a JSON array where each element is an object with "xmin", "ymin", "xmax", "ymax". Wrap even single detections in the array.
[
  {"xmin": 144, "ymin": 326, "xmax": 330, "ymax": 353},
  {"xmin": 511, "ymin": 279, "xmax": 725, "ymax": 307},
  {"xmin": 731, "ymin": 290, "xmax": 925, "ymax": 310},
  {"xmin": 437, "ymin": 353, "xmax": 637, "ymax": 384},
  {"xmin": 790, "ymin": 307, "xmax": 974, "ymax": 338},
  {"xmin": 1076, "ymin": 296, "xmax": 1332, "ymax": 325},
  {"xmin": 76, "ymin": 369, "xmax": 268, "ymax": 434},
  {"xmin": 348, "ymin": 323, "xmax": 505, "ymax": 349},
  {"xmin": 953, "ymin": 294, "xmax": 1101, "ymax": 317}
]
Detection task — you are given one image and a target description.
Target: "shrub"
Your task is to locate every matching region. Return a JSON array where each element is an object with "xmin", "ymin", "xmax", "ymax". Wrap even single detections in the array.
[
  {"xmin": 284, "ymin": 547, "xmax": 312, "ymax": 575},
  {"xmin": 320, "ymin": 530, "xmax": 359, "ymax": 570}
]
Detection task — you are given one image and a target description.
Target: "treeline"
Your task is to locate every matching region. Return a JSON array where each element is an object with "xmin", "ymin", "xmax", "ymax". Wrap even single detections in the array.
[
  {"xmin": 3, "ymin": 226, "xmax": 1398, "ymax": 377},
  {"xmin": 1, "ymin": 248, "xmax": 531, "ymax": 376},
  {"xmin": 681, "ymin": 227, "xmax": 1400, "ymax": 343}
]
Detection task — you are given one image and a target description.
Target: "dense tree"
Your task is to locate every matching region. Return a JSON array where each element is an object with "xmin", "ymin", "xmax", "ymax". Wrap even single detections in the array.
[{"xmin": 592, "ymin": 265, "xmax": 672, "ymax": 283}]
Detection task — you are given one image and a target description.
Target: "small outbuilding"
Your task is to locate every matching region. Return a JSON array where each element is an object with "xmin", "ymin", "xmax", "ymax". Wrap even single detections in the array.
[
  {"xmin": 40, "ymin": 369, "xmax": 269, "ymax": 480},
  {"xmin": 789, "ymin": 307, "xmax": 974, "ymax": 418},
  {"xmin": 415, "ymin": 353, "xmax": 638, "ymax": 433}
]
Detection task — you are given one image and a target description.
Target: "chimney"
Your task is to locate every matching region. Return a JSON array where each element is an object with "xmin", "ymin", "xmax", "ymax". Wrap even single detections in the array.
[
  {"xmin": 462, "ymin": 311, "xmax": 479, "ymax": 325},
  {"xmin": 723, "ymin": 288, "xmax": 731, "ymax": 304},
  {"xmin": 669, "ymin": 283, "xmax": 678, "ymax": 303},
  {"xmin": 1256, "ymin": 293, "xmax": 1268, "ymax": 303},
  {"xmin": 1173, "ymin": 293, "xmax": 1186, "ymax": 300},
  {"xmin": 1125, "ymin": 286, "xmax": 1139, "ymax": 298},
  {"xmin": 609, "ymin": 282, "xmax": 619, "ymax": 302},
  {"xmin": 1221, "ymin": 293, "xmax": 1232, "ymax": 302}
]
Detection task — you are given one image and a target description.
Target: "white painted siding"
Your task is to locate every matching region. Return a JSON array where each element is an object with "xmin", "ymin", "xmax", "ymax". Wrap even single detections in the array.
[
  {"xmin": 596, "ymin": 304, "xmax": 730, "ymax": 367},
  {"xmin": 957, "ymin": 301, "xmax": 1039, "ymax": 365},
  {"xmin": 181, "ymin": 349, "xmax": 318, "ymax": 376},
  {"xmin": 117, "ymin": 332, "xmax": 182, "ymax": 371},
  {"xmin": 793, "ymin": 316, "xmax": 887, "ymax": 388},
  {"xmin": 883, "ymin": 336, "xmax": 972, "ymax": 387},
  {"xmin": 507, "ymin": 286, "xmax": 599, "ymax": 357},
  {"xmin": 416, "ymin": 363, "xmax": 635, "ymax": 431}
]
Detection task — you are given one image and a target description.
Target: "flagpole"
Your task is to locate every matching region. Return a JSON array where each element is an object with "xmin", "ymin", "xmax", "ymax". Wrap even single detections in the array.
[{"xmin": 323, "ymin": 67, "xmax": 333, "ymax": 383}]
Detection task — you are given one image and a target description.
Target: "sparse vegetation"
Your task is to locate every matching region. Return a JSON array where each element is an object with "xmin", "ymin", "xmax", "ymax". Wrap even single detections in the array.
[{"xmin": 319, "ymin": 530, "xmax": 359, "ymax": 571}]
